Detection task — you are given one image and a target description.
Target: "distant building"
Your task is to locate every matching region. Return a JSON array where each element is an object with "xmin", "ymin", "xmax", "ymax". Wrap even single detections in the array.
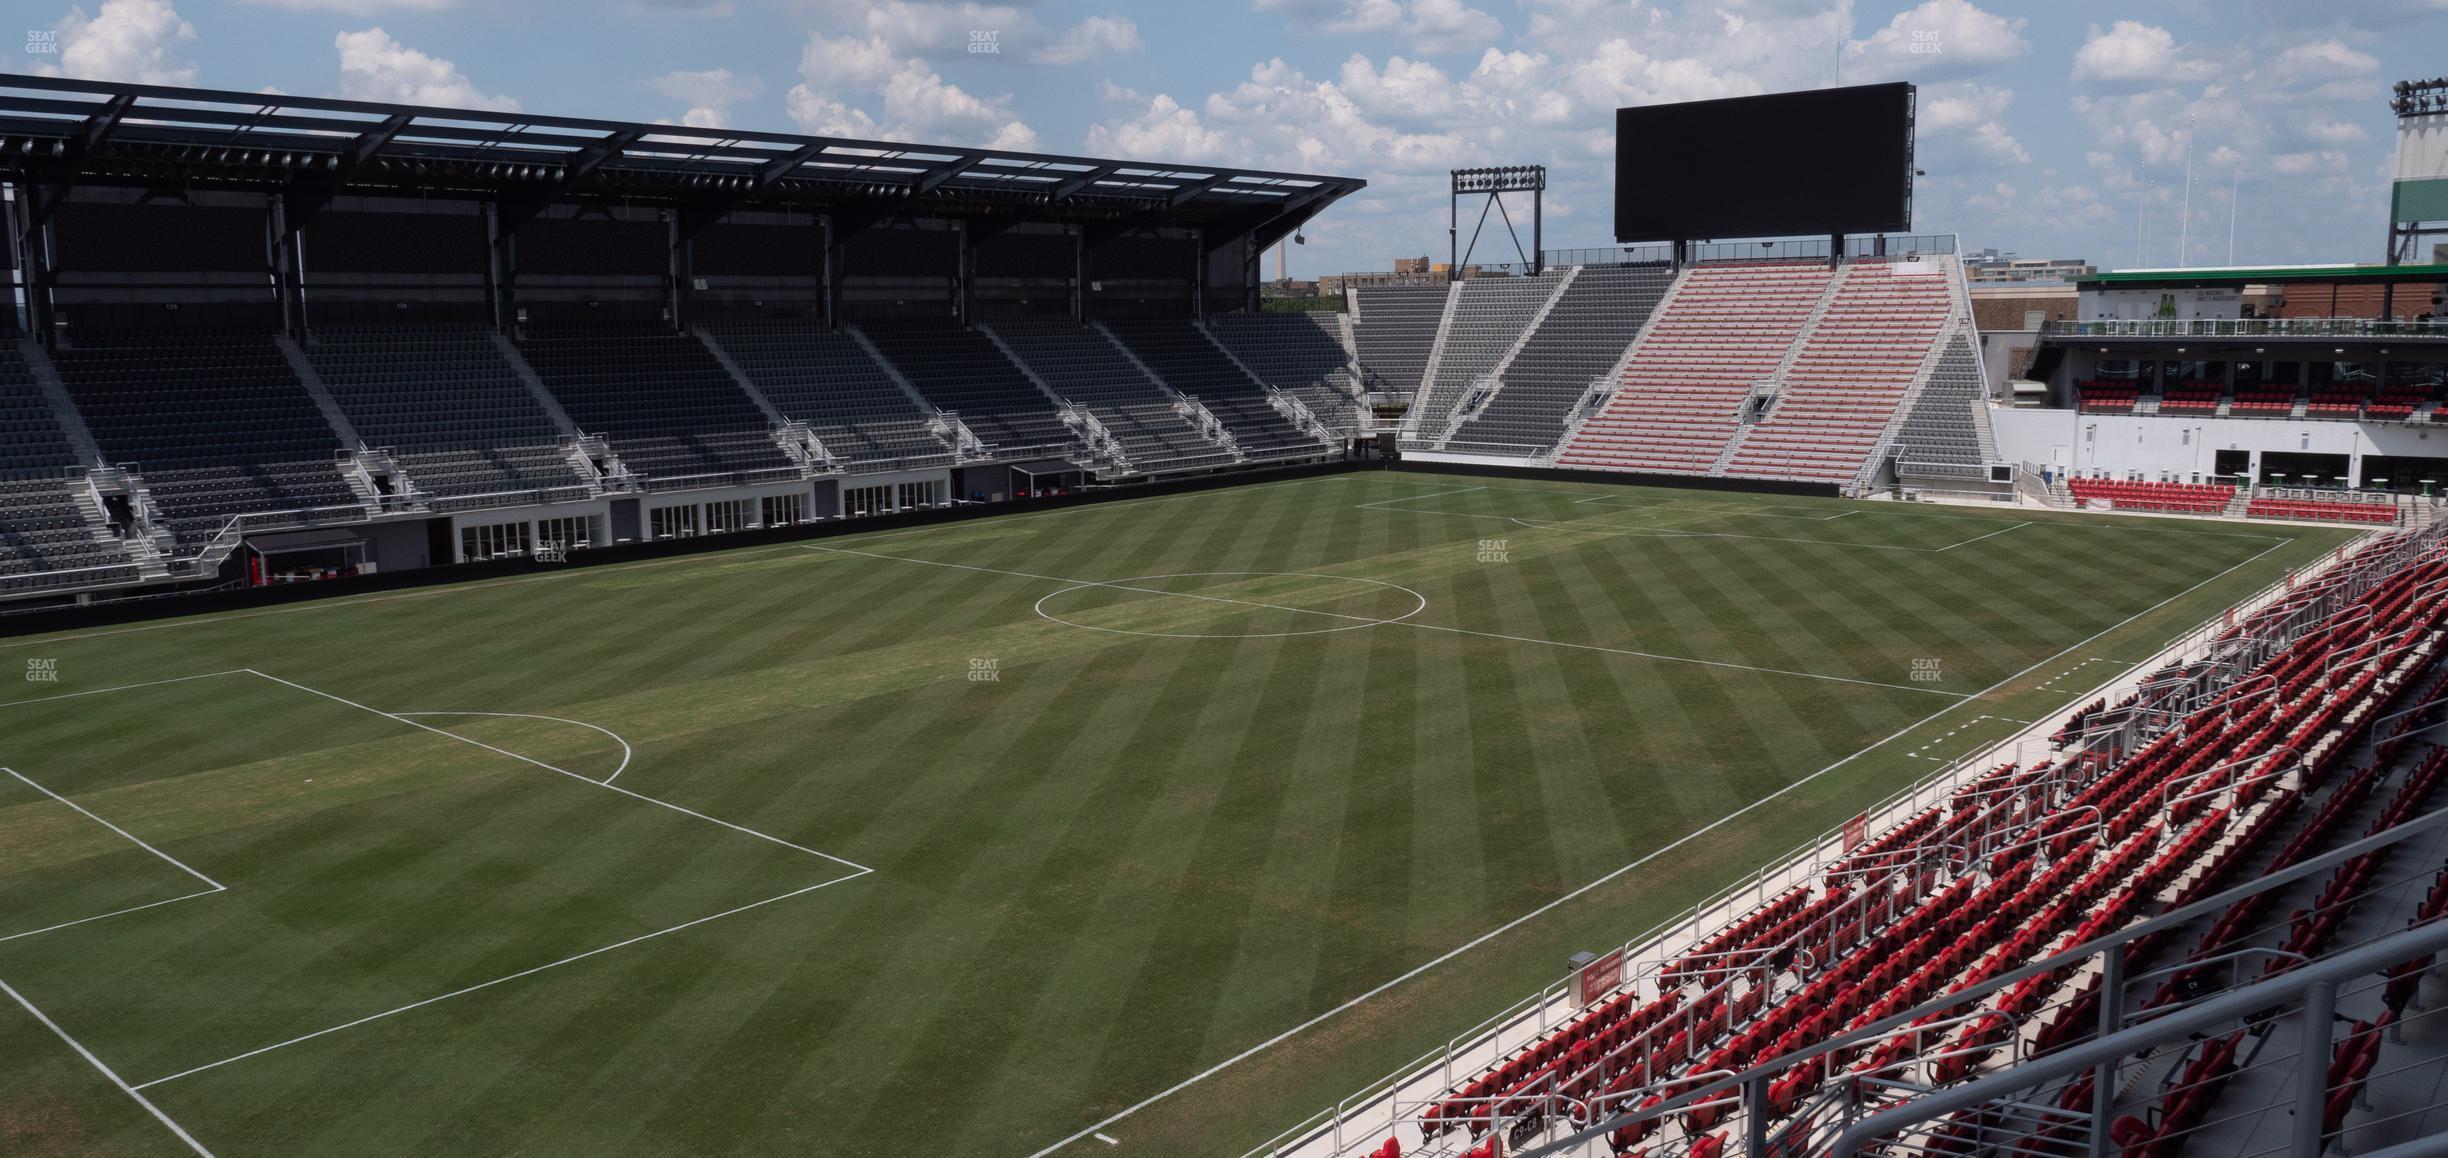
[
  {"xmin": 1966, "ymin": 250, "xmax": 2096, "ymax": 285},
  {"xmin": 1393, "ymin": 256, "xmax": 1432, "ymax": 275},
  {"xmin": 1320, "ymin": 267, "xmax": 1462, "ymax": 293}
]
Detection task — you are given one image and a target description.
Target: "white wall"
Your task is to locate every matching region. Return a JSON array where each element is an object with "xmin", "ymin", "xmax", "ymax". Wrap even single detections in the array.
[{"xmin": 1988, "ymin": 407, "xmax": 2448, "ymax": 483}]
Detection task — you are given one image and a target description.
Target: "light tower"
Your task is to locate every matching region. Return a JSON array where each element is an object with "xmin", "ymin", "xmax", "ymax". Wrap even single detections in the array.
[{"xmin": 2387, "ymin": 77, "xmax": 2448, "ymax": 262}]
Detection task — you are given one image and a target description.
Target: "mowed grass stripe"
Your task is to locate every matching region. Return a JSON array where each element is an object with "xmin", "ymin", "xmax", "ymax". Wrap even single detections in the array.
[{"xmin": 0, "ymin": 470, "xmax": 2356, "ymax": 1158}]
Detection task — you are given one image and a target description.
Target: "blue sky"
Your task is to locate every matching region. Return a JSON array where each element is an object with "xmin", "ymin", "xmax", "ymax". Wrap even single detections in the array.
[{"xmin": 15, "ymin": 0, "xmax": 2448, "ymax": 278}]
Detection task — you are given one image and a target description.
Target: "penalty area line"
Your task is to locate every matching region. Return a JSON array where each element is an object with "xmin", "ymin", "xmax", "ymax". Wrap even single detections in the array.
[
  {"xmin": 1, "ymin": 977, "xmax": 215, "ymax": 1156},
  {"xmin": 242, "ymin": 669, "xmax": 870, "ymax": 876},
  {"xmin": 130, "ymin": 872, "xmax": 867, "ymax": 1091},
  {"xmin": 1026, "ymin": 530, "xmax": 2302, "ymax": 1156}
]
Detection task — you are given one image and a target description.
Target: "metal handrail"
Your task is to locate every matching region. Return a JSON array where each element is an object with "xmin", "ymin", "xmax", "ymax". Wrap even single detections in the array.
[
  {"xmin": 1526, "ymin": 803, "xmax": 2448, "ymax": 1157},
  {"xmin": 1823, "ymin": 916, "xmax": 2448, "ymax": 1156},
  {"xmin": 1254, "ymin": 527, "xmax": 2387, "ymax": 1155},
  {"xmin": 2046, "ymin": 317, "xmax": 2448, "ymax": 340}
]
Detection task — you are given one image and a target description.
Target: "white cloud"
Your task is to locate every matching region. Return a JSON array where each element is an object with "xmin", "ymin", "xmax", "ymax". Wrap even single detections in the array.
[
  {"xmin": 1337, "ymin": 54, "xmax": 1459, "ymax": 119},
  {"xmin": 2070, "ymin": 21, "xmax": 2216, "ymax": 90},
  {"xmin": 333, "ymin": 28, "xmax": 516, "ymax": 109},
  {"xmin": 1253, "ymin": 0, "xmax": 1403, "ymax": 35},
  {"xmin": 2298, "ymin": 118, "xmax": 2367, "ymax": 147},
  {"xmin": 39, "ymin": 0, "xmax": 197, "ymax": 85},
  {"xmin": 1841, "ymin": 0, "xmax": 2028, "ymax": 83},
  {"xmin": 241, "ymin": 0, "xmax": 458, "ymax": 12},
  {"xmin": 799, "ymin": 0, "xmax": 1029, "ymax": 60},
  {"xmin": 783, "ymin": 30, "xmax": 1035, "ymax": 149},
  {"xmin": 650, "ymin": 67, "xmax": 762, "ymax": 128},
  {"xmin": 1918, "ymin": 83, "xmax": 2027, "ymax": 167},
  {"xmin": 800, "ymin": 32, "xmax": 898, "ymax": 89},
  {"xmin": 1034, "ymin": 15, "xmax": 1141, "ymax": 65},
  {"xmin": 1400, "ymin": 0, "xmax": 1501, "ymax": 54},
  {"xmin": 1085, "ymin": 93, "xmax": 1237, "ymax": 161},
  {"xmin": 1253, "ymin": 0, "xmax": 1500, "ymax": 51},
  {"xmin": 880, "ymin": 60, "xmax": 1039, "ymax": 149}
]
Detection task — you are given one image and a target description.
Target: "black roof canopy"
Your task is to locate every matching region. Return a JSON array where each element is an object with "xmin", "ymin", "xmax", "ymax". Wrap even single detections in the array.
[{"xmin": 0, "ymin": 75, "xmax": 1363, "ymax": 242}]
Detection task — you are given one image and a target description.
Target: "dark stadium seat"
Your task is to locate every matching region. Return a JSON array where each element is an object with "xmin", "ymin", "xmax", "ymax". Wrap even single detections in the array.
[
  {"xmin": 516, "ymin": 327, "xmax": 797, "ymax": 485},
  {"xmin": 699, "ymin": 322, "xmax": 957, "ymax": 471},
  {"xmin": 308, "ymin": 325, "xmax": 590, "ymax": 504},
  {"xmin": 985, "ymin": 320, "xmax": 1239, "ymax": 472},
  {"xmin": 50, "ymin": 332, "xmax": 359, "ymax": 550},
  {"xmin": 854, "ymin": 321, "xmax": 1081, "ymax": 460},
  {"xmin": 1102, "ymin": 320, "xmax": 1334, "ymax": 458},
  {"xmin": 1441, "ymin": 264, "xmax": 1674, "ymax": 458},
  {"xmin": 1203, "ymin": 312, "xmax": 1368, "ymax": 434}
]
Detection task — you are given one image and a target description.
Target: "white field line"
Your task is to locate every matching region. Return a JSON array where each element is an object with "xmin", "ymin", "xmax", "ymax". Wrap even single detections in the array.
[
  {"xmin": 0, "ymin": 476, "xmax": 1352, "ymax": 655},
  {"xmin": 1397, "ymin": 477, "xmax": 2290, "ymax": 540},
  {"xmin": 1354, "ymin": 485, "xmax": 1488, "ymax": 513},
  {"xmin": 0, "ymin": 887, "xmax": 225, "ymax": 946},
  {"xmin": 802, "ymin": 546, "xmax": 1963, "ymax": 697},
  {"xmin": 393, "ymin": 711, "xmax": 635, "ymax": 784},
  {"xmin": 3, "ymin": 768, "xmax": 226, "ymax": 892},
  {"xmin": 1398, "ymin": 621, "xmax": 1964, "ymax": 698},
  {"xmin": 131, "ymin": 874, "xmax": 864, "ymax": 1091},
  {"xmin": 804, "ymin": 546, "xmax": 1407, "ymax": 628},
  {"xmin": 1026, "ymin": 532, "xmax": 2301, "ymax": 1157},
  {"xmin": 0, "ymin": 547, "xmax": 812, "ymax": 652},
  {"xmin": 1570, "ymin": 493, "xmax": 1855, "ymax": 521},
  {"xmin": 0, "ymin": 978, "xmax": 215, "ymax": 1156},
  {"xmin": 76, "ymin": 669, "xmax": 874, "ymax": 1089},
  {"xmin": 245, "ymin": 670, "xmax": 868, "ymax": 874},
  {"xmin": 1934, "ymin": 521, "xmax": 2034, "ymax": 553},
  {"xmin": 0, "ymin": 668, "xmax": 252, "ymax": 709},
  {"xmin": 840, "ymin": 474, "xmax": 1347, "ymax": 545}
]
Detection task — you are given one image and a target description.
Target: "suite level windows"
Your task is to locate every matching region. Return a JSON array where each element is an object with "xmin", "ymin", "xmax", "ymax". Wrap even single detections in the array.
[
  {"xmin": 762, "ymin": 494, "xmax": 808, "ymax": 526},
  {"xmin": 461, "ymin": 520, "xmax": 532, "ymax": 562},
  {"xmin": 650, "ymin": 505, "xmax": 702, "ymax": 539}
]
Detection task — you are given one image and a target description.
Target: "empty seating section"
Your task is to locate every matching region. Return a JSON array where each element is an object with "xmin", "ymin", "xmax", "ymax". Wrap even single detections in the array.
[
  {"xmin": 1204, "ymin": 313, "xmax": 1365, "ymax": 433},
  {"xmin": 2078, "ymin": 381, "xmax": 2140, "ymax": 413},
  {"xmin": 854, "ymin": 322, "xmax": 1079, "ymax": 460},
  {"xmin": 0, "ymin": 345, "xmax": 82, "ymax": 477},
  {"xmin": 2231, "ymin": 387, "xmax": 2295, "ymax": 417},
  {"xmin": 700, "ymin": 322, "xmax": 953, "ymax": 471},
  {"xmin": 308, "ymin": 326, "xmax": 586, "ymax": 501},
  {"xmin": 2157, "ymin": 383, "xmax": 2220, "ymax": 415},
  {"xmin": 1368, "ymin": 530, "xmax": 2448, "ymax": 1158},
  {"xmin": 52, "ymin": 333, "xmax": 355, "ymax": 548},
  {"xmin": 2067, "ymin": 478, "xmax": 2234, "ymax": 514},
  {"xmin": 1444, "ymin": 264, "xmax": 1672, "ymax": 457},
  {"xmin": 0, "ymin": 346, "xmax": 131, "ymax": 585},
  {"xmin": 1892, "ymin": 333, "xmax": 1987, "ymax": 481},
  {"xmin": 1348, "ymin": 285, "xmax": 1448, "ymax": 395},
  {"xmin": 1102, "ymin": 321, "xmax": 1324, "ymax": 458},
  {"xmin": 2308, "ymin": 386, "xmax": 2369, "ymax": 420},
  {"xmin": 516, "ymin": 329, "xmax": 794, "ymax": 484},
  {"xmin": 1410, "ymin": 273, "xmax": 1563, "ymax": 442},
  {"xmin": 2246, "ymin": 496, "xmax": 2401, "ymax": 524},
  {"xmin": 0, "ymin": 477, "xmax": 136, "ymax": 589},
  {"xmin": 1556, "ymin": 262, "xmax": 1833, "ymax": 474},
  {"xmin": 987, "ymin": 322, "xmax": 1233, "ymax": 472},
  {"xmin": 2369, "ymin": 387, "xmax": 2428, "ymax": 421},
  {"xmin": 1721, "ymin": 261, "xmax": 1954, "ymax": 483}
]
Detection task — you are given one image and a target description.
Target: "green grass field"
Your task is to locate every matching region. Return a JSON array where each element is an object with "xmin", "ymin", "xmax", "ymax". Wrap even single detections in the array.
[{"xmin": 0, "ymin": 470, "xmax": 2356, "ymax": 1157}]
